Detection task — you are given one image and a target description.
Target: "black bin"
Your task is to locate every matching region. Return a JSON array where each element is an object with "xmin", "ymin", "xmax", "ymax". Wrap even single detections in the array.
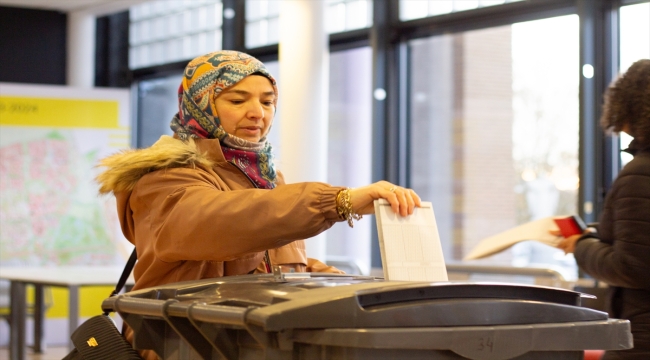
[{"xmin": 102, "ymin": 273, "xmax": 632, "ymax": 360}]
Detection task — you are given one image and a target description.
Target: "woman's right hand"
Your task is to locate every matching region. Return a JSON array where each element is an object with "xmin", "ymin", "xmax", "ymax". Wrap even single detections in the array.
[{"xmin": 349, "ymin": 181, "xmax": 422, "ymax": 217}]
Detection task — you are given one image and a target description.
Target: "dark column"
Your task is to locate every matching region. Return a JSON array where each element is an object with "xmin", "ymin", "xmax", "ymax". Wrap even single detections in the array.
[
  {"xmin": 578, "ymin": 0, "xmax": 617, "ymax": 224},
  {"xmin": 95, "ymin": 11, "xmax": 130, "ymax": 88},
  {"xmin": 600, "ymin": 2, "xmax": 620, "ymax": 199},
  {"xmin": 370, "ymin": 0, "xmax": 403, "ymax": 268},
  {"xmin": 222, "ymin": 0, "xmax": 246, "ymax": 51}
]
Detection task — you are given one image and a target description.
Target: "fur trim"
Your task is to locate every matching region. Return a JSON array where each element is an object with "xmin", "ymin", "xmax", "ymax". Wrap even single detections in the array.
[{"xmin": 96, "ymin": 136, "xmax": 213, "ymax": 194}]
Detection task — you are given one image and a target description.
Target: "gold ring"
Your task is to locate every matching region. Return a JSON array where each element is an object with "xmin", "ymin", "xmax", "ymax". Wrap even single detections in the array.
[{"xmin": 389, "ymin": 186, "xmax": 397, "ymax": 193}]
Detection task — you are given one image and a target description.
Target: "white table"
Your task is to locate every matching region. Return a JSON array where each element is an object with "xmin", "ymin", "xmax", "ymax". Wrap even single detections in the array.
[{"xmin": 0, "ymin": 266, "xmax": 134, "ymax": 360}]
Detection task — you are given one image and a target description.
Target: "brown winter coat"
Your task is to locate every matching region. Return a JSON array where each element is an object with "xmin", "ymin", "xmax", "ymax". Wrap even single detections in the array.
[
  {"xmin": 97, "ymin": 135, "xmax": 344, "ymax": 359},
  {"xmin": 97, "ymin": 135, "xmax": 344, "ymax": 291}
]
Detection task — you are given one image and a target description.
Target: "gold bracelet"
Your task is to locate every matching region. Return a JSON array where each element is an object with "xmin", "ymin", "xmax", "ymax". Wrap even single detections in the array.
[{"xmin": 336, "ymin": 188, "xmax": 362, "ymax": 228}]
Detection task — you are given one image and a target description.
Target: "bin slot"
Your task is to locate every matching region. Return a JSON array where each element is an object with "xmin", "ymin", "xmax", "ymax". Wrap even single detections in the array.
[
  {"xmin": 155, "ymin": 284, "xmax": 219, "ymax": 300},
  {"xmin": 357, "ymin": 284, "xmax": 581, "ymax": 309},
  {"xmin": 211, "ymin": 299, "xmax": 268, "ymax": 308}
]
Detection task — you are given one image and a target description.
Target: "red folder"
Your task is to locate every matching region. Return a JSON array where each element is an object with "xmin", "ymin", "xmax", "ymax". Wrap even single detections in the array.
[{"xmin": 553, "ymin": 215, "xmax": 587, "ymax": 238}]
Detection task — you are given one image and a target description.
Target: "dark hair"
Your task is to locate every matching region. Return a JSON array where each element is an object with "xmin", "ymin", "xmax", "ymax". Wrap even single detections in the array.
[{"xmin": 600, "ymin": 59, "xmax": 650, "ymax": 148}]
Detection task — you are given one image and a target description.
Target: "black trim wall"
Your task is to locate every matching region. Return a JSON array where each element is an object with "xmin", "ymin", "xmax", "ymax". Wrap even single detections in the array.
[{"xmin": 0, "ymin": 6, "xmax": 66, "ymax": 85}]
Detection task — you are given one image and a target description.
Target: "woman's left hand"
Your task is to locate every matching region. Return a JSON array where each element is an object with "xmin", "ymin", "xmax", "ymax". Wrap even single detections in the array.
[{"xmin": 550, "ymin": 229, "xmax": 582, "ymax": 254}]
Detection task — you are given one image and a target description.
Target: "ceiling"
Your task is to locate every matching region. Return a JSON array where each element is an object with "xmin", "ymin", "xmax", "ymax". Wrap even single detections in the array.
[{"xmin": 0, "ymin": 0, "xmax": 147, "ymax": 15}]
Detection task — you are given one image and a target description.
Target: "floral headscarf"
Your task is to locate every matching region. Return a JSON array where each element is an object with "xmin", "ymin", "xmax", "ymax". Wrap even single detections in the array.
[{"xmin": 170, "ymin": 51, "xmax": 278, "ymax": 189}]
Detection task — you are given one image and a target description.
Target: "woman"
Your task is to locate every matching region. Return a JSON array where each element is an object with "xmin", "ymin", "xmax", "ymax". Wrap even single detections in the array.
[
  {"xmin": 97, "ymin": 50, "xmax": 421, "ymax": 359},
  {"xmin": 97, "ymin": 50, "xmax": 420, "ymax": 291},
  {"xmin": 556, "ymin": 59, "xmax": 650, "ymax": 359}
]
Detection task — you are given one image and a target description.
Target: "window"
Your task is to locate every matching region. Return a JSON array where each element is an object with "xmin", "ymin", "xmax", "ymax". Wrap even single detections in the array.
[
  {"xmin": 408, "ymin": 15, "xmax": 580, "ymax": 279},
  {"xmin": 326, "ymin": 47, "xmax": 373, "ymax": 274},
  {"xmin": 260, "ymin": 61, "xmax": 283, "ymax": 161},
  {"xmin": 400, "ymin": 0, "xmax": 523, "ymax": 21},
  {"xmin": 618, "ymin": 2, "xmax": 650, "ymax": 165},
  {"xmin": 326, "ymin": 0, "xmax": 372, "ymax": 34},
  {"xmin": 135, "ymin": 74, "xmax": 181, "ymax": 148},
  {"xmin": 129, "ymin": 0, "xmax": 223, "ymax": 69},
  {"xmin": 245, "ymin": 0, "xmax": 280, "ymax": 48},
  {"xmin": 245, "ymin": 0, "xmax": 373, "ymax": 48}
]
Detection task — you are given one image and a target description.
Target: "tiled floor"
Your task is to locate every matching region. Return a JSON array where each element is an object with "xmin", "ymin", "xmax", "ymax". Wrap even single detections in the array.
[{"xmin": 0, "ymin": 346, "xmax": 69, "ymax": 360}]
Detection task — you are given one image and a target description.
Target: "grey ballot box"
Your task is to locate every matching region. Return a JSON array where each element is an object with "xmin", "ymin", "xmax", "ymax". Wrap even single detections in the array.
[{"xmin": 102, "ymin": 273, "xmax": 632, "ymax": 360}]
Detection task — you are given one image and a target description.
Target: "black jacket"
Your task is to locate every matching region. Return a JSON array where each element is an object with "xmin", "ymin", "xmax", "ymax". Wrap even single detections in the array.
[{"xmin": 575, "ymin": 142, "xmax": 650, "ymax": 359}]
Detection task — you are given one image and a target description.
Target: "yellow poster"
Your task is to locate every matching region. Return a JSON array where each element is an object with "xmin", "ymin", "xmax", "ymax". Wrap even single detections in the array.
[
  {"xmin": 0, "ymin": 96, "xmax": 119, "ymax": 128},
  {"xmin": 0, "ymin": 83, "xmax": 131, "ymax": 267}
]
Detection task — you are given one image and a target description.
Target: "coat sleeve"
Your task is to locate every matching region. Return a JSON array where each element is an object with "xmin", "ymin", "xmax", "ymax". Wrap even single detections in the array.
[
  {"xmin": 131, "ymin": 166, "xmax": 344, "ymax": 263},
  {"xmin": 307, "ymin": 258, "xmax": 345, "ymax": 274},
  {"xmin": 574, "ymin": 171, "xmax": 650, "ymax": 290}
]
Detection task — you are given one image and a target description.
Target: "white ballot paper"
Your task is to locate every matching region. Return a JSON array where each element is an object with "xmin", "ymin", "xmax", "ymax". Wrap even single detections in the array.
[
  {"xmin": 463, "ymin": 216, "xmax": 563, "ymax": 261},
  {"xmin": 374, "ymin": 199, "xmax": 448, "ymax": 282}
]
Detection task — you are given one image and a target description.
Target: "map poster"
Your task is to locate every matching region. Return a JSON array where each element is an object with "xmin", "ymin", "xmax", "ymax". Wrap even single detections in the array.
[{"xmin": 0, "ymin": 83, "xmax": 132, "ymax": 266}]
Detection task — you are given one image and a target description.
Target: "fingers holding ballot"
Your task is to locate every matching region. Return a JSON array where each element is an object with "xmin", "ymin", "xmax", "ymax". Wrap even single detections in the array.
[{"xmin": 349, "ymin": 181, "xmax": 422, "ymax": 217}]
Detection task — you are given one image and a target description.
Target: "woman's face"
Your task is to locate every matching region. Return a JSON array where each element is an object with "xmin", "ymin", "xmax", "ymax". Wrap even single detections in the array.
[{"xmin": 214, "ymin": 75, "xmax": 276, "ymax": 142}]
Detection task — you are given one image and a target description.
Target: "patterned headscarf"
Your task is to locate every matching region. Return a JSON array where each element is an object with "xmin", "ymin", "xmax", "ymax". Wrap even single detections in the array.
[{"xmin": 170, "ymin": 51, "xmax": 278, "ymax": 189}]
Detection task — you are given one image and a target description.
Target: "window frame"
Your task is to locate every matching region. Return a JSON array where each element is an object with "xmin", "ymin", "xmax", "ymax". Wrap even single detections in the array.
[{"xmin": 119, "ymin": 0, "xmax": 646, "ymax": 267}]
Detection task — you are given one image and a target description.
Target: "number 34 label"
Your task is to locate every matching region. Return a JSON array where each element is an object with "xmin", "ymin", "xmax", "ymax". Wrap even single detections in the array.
[
  {"xmin": 477, "ymin": 337, "xmax": 494, "ymax": 352},
  {"xmin": 452, "ymin": 331, "xmax": 532, "ymax": 360}
]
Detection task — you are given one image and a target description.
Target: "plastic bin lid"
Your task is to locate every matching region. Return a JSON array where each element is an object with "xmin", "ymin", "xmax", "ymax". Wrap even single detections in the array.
[{"xmin": 104, "ymin": 274, "xmax": 606, "ymax": 331}]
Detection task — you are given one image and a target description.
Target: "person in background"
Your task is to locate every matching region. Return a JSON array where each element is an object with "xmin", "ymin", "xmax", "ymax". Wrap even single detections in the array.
[
  {"xmin": 96, "ymin": 50, "xmax": 420, "ymax": 360},
  {"xmin": 555, "ymin": 59, "xmax": 650, "ymax": 359}
]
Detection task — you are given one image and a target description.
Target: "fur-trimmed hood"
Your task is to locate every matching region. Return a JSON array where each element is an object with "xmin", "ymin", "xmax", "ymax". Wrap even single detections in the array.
[{"xmin": 96, "ymin": 136, "xmax": 213, "ymax": 195}]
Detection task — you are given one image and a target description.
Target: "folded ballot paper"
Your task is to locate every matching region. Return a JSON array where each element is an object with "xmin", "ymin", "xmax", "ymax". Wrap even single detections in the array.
[
  {"xmin": 463, "ymin": 216, "xmax": 565, "ymax": 260},
  {"xmin": 374, "ymin": 199, "xmax": 448, "ymax": 281}
]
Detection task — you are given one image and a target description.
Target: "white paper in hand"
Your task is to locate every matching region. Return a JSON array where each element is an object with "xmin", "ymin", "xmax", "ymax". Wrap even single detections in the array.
[
  {"xmin": 463, "ymin": 216, "xmax": 563, "ymax": 260},
  {"xmin": 374, "ymin": 199, "xmax": 448, "ymax": 282}
]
